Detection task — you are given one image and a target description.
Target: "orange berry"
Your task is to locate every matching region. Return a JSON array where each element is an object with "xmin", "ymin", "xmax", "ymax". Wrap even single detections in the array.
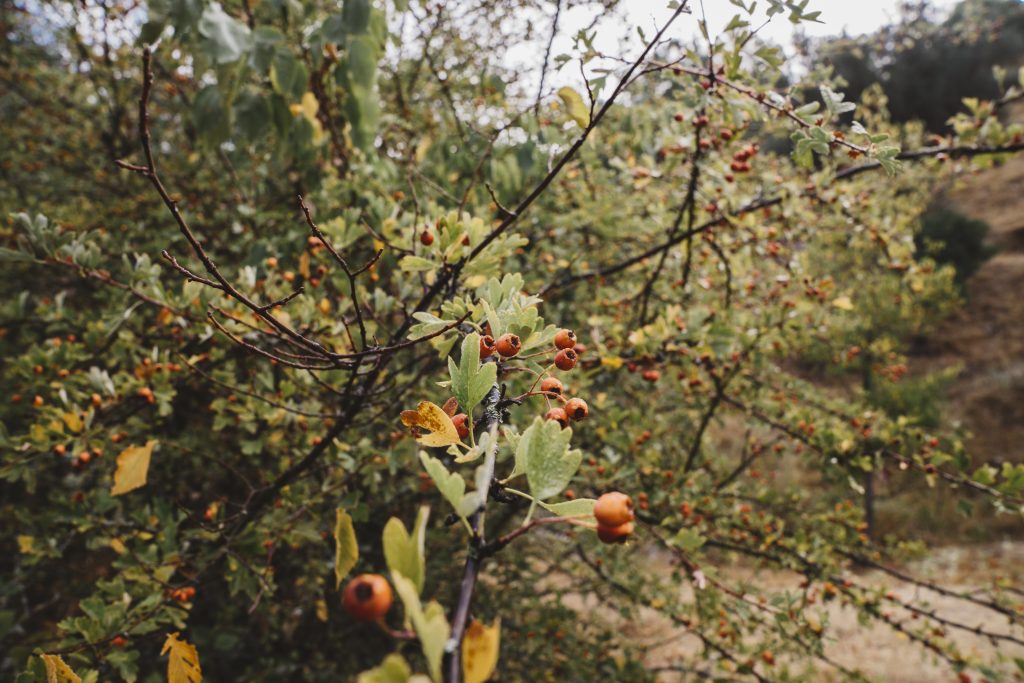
[
  {"xmin": 594, "ymin": 492, "xmax": 634, "ymax": 527},
  {"xmin": 596, "ymin": 521, "xmax": 634, "ymax": 544},
  {"xmin": 540, "ymin": 377, "xmax": 564, "ymax": 395},
  {"xmin": 420, "ymin": 230, "xmax": 434, "ymax": 246},
  {"xmin": 642, "ymin": 369, "xmax": 660, "ymax": 382},
  {"xmin": 265, "ymin": 256, "xmax": 278, "ymax": 268},
  {"xmin": 479, "ymin": 334, "xmax": 496, "ymax": 358},
  {"xmin": 553, "ymin": 329, "xmax": 577, "ymax": 350},
  {"xmin": 495, "ymin": 333, "xmax": 521, "ymax": 357},
  {"xmin": 91, "ymin": 393, "xmax": 102, "ymax": 407},
  {"xmin": 342, "ymin": 574, "xmax": 393, "ymax": 622},
  {"xmin": 111, "ymin": 635, "xmax": 128, "ymax": 648},
  {"xmin": 563, "ymin": 397, "xmax": 589, "ymax": 421},
  {"xmin": 554, "ymin": 348, "xmax": 578, "ymax": 371},
  {"xmin": 33, "ymin": 395, "xmax": 44, "ymax": 407},
  {"xmin": 545, "ymin": 407, "xmax": 568, "ymax": 428}
]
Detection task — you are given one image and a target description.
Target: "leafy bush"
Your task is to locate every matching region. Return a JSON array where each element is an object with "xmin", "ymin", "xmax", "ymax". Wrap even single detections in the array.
[
  {"xmin": 2, "ymin": 1, "xmax": 1024, "ymax": 682},
  {"xmin": 916, "ymin": 205, "xmax": 997, "ymax": 285}
]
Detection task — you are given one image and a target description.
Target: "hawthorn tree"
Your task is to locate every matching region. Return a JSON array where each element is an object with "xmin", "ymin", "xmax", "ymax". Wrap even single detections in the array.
[{"xmin": 2, "ymin": 0, "xmax": 1023, "ymax": 682}]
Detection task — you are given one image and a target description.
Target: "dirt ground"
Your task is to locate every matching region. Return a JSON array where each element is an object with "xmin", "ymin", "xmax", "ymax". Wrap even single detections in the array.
[
  {"xmin": 918, "ymin": 157, "xmax": 1024, "ymax": 464},
  {"xmin": 619, "ymin": 543, "xmax": 1024, "ymax": 682}
]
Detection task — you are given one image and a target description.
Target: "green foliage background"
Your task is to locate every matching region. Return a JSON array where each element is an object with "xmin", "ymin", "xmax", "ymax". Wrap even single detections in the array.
[{"xmin": 2, "ymin": 0, "xmax": 1023, "ymax": 681}]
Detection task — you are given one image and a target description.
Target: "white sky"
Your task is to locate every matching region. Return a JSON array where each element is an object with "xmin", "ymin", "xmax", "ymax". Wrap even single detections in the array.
[{"xmin": 506, "ymin": 0, "xmax": 961, "ymax": 94}]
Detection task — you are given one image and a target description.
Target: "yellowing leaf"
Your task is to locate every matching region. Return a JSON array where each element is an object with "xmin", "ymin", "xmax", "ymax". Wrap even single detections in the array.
[
  {"xmin": 400, "ymin": 401, "xmax": 462, "ymax": 447},
  {"xmin": 110, "ymin": 538, "xmax": 127, "ymax": 555},
  {"xmin": 334, "ymin": 508, "xmax": 358, "ymax": 589},
  {"xmin": 462, "ymin": 619, "xmax": 500, "ymax": 683},
  {"xmin": 40, "ymin": 654, "xmax": 81, "ymax": 683},
  {"xmin": 315, "ymin": 598, "xmax": 328, "ymax": 622},
  {"xmin": 297, "ymin": 92, "xmax": 325, "ymax": 145},
  {"xmin": 161, "ymin": 632, "xmax": 202, "ymax": 683},
  {"xmin": 111, "ymin": 440, "xmax": 157, "ymax": 496},
  {"xmin": 600, "ymin": 356, "xmax": 624, "ymax": 370},
  {"xmin": 557, "ymin": 86, "xmax": 589, "ymax": 128},
  {"xmin": 17, "ymin": 535, "xmax": 34, "ymax": 553},
  {"xmin": 832, "ymin": 295, "xmax": 854, "ymax": 311},
  {"xmin": 62, "ymin": 411, "xmax": 82, "ymax": 433}
]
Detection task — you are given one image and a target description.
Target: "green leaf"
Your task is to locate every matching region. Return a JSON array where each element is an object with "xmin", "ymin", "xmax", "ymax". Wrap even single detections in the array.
[
  {"xmin": 670, "ymin": 528, "xmax": 705, "ymax": 553},
  {"xmin": 270, "ymin": 49, "xmax": 307, "ymax": 100},
  {"xmin": 399, "ymin": 255, "xmax": 436, "ymax": 273},
  {"xmin": 233, "ymin": 90, "xmax": 271, "ymax": 141},
  {"xmin": 448, "ymin": 333, "xmax": 497, "ymax": 416},
  {"xmin": 347, "ymin": 34, "xmax": 379, "ymax": 87},
  {"xmin": 520, "ymin": 417, "xmax": 582, "ymax": 501},
  {"xmin": 334, "ymin": 509, "xmax": 358, "ymax": 589},
  {"xmin": 343, "ymin": 0, "xmax": 372, "ymax": 33},
  {"xmin": 538, "ymin": 498, "xmax": 595, "ymax": 518},
  {"xmin": 192, "ymin": 85, "xmax": 230, "ymax": 147},
  {"xmin": 357, "ymin": 654, "xmax": 412, "ymax": 683},
  {"xmin": 198, "ymin": 2, "xmax": 252, "ymax": 65},
  {"xmin": 419, "ymin": 452, "xmax": 467, "ymax": 517},
  {"xmin": 382, "ymin": 507, "xmax": 429, "ymax": 594},
  {"xmin": 392, "ymin": 574, "xmax": 449, "ymax": 683}
]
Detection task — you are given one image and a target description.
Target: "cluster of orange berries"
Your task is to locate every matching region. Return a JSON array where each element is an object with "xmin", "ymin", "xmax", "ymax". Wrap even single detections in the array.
[
  {"xmin": 594, "ymin": 491, "xmax": 635, "ymax": 544},
  {"xmin": 537, "ymin": 329, "xmax": 590, "ymax": 428},
  {"xmin": 54, "ymin": 444, "xmax": 104, "ymax": 468},
  {"xmin": 169, "ymin": 586, "xmax": 196, "ymax": 603}
]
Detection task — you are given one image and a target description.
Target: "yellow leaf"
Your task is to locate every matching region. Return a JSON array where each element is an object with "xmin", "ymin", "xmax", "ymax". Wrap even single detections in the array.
[
  {"xmin": 315, "ymin": 598, "xmax": 328, "ymax": 622},
  {"xmin": 161, "ymin": 632, "xmax": 202, "ymax": 683},
  {"xmin": 832, "ymin": 296, "xmax": 854, "ymax": 311},
  {"xmin": 299, "ymin": 250, "xmax": 311, "ymax": 279},
  {"xmin": 17, "ymin": 535, "xmax": 34, "ymax": 553},
  {"xmin": 40, "ymin": 654, "xmax": 82, "ymax": 683},
  {"xmin": 415, "ymin": 134, "xmax": 432, "ymax": 163},
  {"xmin": 600, "ymin": 356, "xmax": 624, "ymax": 370},
  {"xmin": 557, "ymin": 87, "xmax": 589, "ymax": 128},
  {"xmin": 462, "ymin": 619, "xmax": 500, "ymax": 683},
  {"xmin": 110, "ymin": 538, "xmax": 127, "ymax": 555},
  {"xmin": 111, "ymin": 440, "xmax": 157, "ymax": 496},
  {"xmin": 334, "ymin": 508, "xmax": 358, "ymax": 589},
  {"xmin": 62, "ymin": 412, "xmax": 82, "ymax": 433},
  {"xmin": 400, "ymin": 401, "xmax": 462, "ymax": 447}
]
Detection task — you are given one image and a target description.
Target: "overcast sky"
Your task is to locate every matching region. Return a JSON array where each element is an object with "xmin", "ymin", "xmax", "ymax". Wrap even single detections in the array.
[{"xmin": 506, "ymin": 0, "xmax": 961, "ymax": 93}]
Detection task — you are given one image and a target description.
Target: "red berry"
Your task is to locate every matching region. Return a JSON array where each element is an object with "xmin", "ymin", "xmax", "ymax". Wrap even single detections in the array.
[
  {"xmin": 554, "ymin": 328, "xmax": 577, "ymax": 350},
  {"xmin": 594, "ymin": 492, "xmax": 634, "ymax": 527},
  {"xmin": 420, "ymin": 230, "xmax": 434, "ymax": 246},
  {"xmin": 342, "ymin": 574, "xmax": 393, "ymax": 622},
  {"xmin": 479, "ymin": 334, "xmax": 496, "ymax": 358},
  {"xmin": 554, "ymin": 348, "xmax": 578, "ymax": 371},
  {"xmin": 564, "ymin": 397, "xmax": 589, "ymax": 421},
  {"xmin": 572, "ymin": 343, "xmax": 586, "ymax": 356},
  {"xmin": 111, "ymin": 635, "xmax": 128, "ymax": 648},
  {"xmin": 495, "ymin": 333, "xmax": 521, "ymax": 357},
  {"xmin": 642, "ymin": 369, "xmax": 660, "ymax": 382},
  {"xmin": 452, "ymin": 413, "xmax": 471, "ymax": 439},
  {"xmin": 540, "ymin": 377, "xmax": 564, "ymax": 395}
]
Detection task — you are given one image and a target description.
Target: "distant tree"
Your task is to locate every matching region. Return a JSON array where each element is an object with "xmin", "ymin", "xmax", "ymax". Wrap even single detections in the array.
[{"xmin": 806, "ymin": 0, "xmax": 1024, "ymax": 131}]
